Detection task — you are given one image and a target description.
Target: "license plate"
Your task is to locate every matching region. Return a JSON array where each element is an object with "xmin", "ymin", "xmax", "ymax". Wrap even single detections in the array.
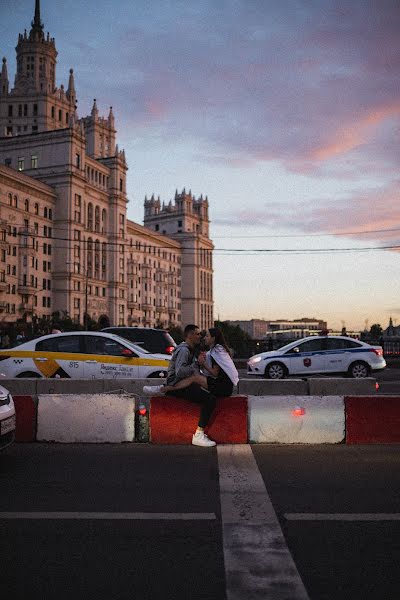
[{"xmin": 1, "ymin": 415, "xmax": 16, "ymax": 435}]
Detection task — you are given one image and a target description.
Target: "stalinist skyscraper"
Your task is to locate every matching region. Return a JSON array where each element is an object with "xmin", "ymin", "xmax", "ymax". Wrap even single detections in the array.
[{"xmin": 0, "ymin": 0, "xmax": 213, "ymax": 331}]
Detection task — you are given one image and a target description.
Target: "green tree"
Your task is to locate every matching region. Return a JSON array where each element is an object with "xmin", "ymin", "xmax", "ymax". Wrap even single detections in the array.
[
  {"xmin": 168, "ymin": 325, "xmax": 184, "ymax": 344},
  {"xmin": 214, "ymin": 320, "xmax": 253, "ymax": 357},
  {"xmin": 369, "ymin": 323, "xmax": 383, "ymax": 340}
]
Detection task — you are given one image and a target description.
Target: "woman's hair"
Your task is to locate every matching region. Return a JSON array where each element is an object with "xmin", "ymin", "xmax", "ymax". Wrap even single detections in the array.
[{"xmin": 208, "ymin": 327, "xmax": 231, "ymax": 354}]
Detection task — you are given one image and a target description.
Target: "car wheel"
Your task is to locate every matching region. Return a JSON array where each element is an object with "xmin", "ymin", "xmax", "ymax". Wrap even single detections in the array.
[
  {"xmin": 16, "ymin": 371, "xmax": 41, "ymax": 378},
  {"xmin": 147, "ymin": 371, "xmax": 167, "ymax": 378},
  {"xmin": 265, "ymin": 362, "xmax": 286, "ymax": 379},
  {"xmin": 349, "ymin": 361, "xmax": 370, "ymax": 378}
]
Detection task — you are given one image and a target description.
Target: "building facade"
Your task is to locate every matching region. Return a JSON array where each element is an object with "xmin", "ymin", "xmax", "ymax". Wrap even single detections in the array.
[{"xmin": 0, "ymin": 1, "xmax": 213, "ymax": 331}]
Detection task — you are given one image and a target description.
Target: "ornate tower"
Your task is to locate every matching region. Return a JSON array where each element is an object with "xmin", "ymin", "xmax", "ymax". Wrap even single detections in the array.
[{"xmin": 0, "ymin": 0, "xmax": 78, "ymax": 137}]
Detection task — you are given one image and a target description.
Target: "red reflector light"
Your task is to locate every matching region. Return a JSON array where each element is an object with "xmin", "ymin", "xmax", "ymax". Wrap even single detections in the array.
[
  {"xmin": 166, "ymin": 346, "xmax": 175, "ymax": 354},
  {"xmin": 138, "ymin": 405, "xmax": 147, "ymax": 416},
  {"xmin": 292, "ymin": 407, "xmax": 305, "ymax": 417}
]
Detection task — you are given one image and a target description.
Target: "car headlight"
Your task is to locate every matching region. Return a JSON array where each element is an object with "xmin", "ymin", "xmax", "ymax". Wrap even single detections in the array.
[
  {"xmin": 248, "ymin": 356, "xmax": 262, "ymax": 365},
  {"xmin": 0, "ymin": 392, "xmax": 10, "ymax": 406}
]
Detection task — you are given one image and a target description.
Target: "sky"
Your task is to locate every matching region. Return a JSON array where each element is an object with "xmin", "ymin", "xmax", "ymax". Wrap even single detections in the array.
[{"xmin": 1, "ymin": 0, "xmax": 400, "ymax": 331}]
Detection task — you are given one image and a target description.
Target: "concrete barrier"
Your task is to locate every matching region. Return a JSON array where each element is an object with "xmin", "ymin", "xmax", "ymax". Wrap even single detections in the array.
[
  {"xmin": 150, "ymin": 395, "xmax": 248, "ymax": 444},
  {"xmin": 0, "ymin": 377, "xmax": 378, "ymax": 397},
  {"xmin": 13, "ymin": 395, "xmax": 37, "ymax": 442},
  {"xmin": 308, "ymin": 378, "xmax": 377, "ymax": 396},
  {"xmin": 345, "ymin": 396, "xmax": 400, "ymax": 444},
  {"xmin": 36, "ymin": 393, "xmax": 136, "ymax": 443},
  {"xmin": 249, "ymin": 395, "xmax": 345, "ymax": 444},
  {"xmin": 238, "ymin": 378, "xmax": 308, "ymax": 395}
]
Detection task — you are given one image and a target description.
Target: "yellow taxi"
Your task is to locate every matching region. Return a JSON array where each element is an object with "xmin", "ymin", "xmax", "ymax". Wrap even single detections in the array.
[{"xmin": 0, "ymin": 331, "xmax": 170, "ymax": 379}]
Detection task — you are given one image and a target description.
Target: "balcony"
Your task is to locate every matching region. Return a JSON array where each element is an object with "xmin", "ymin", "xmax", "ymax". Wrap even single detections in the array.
[
  {"xmin": 19, "ymin": 243, "xmax": 36, "ymax": 256},
  {"xmin": 18, "ymin": 303, "xmax": 33, "ymax": 313},
  {"xmin": 0, "ymin": 301, "xmax": 6, "ymax": 312},
  {"xmin": 0, "ymin": 280, "xmax": 7, "ymax": 292},
  {"xmin": 142, "ymin": 303, "xmax": 153, "ymax": 311},
  {"xmin": 18, "ymin": 284, "xmax": 36, "ymax": 295},
  {"xmin": 18, "ymin": 227, "xmax": 37, "ymax": 237},
  {"xmin": 127, "ymin": 300, "xmax": 140, "ymax": 310}
]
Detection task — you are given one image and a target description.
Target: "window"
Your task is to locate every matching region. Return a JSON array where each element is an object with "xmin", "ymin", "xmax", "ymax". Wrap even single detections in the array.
[
  {"xmin": 5, "ymin": 158, "xmax": 11, "ymax": 167},
  {"xmin": 326, "ymin": 338, "xmax": 361, "ymax": 351},
  {"xmin": 31, "ymin": 155, "xmax": 38, "ymax": 169},
  {"xmin": 24, "ymin": 199, "xmax": 29, "ymax": 212},
  {"xmin": 76, "ymin": 153, "xmax": 80, "ymax": 168},
  {"xmin": 34, "ymin": 203, "xmax": 39, "ymax": 215},
  {"xmin": 84, "ymin": 336, "xmax": 134, "ymax": 357},
  {"xmin": 119, "ymin": 178, "xmax": 123, "ymax": 192},
  {"xmin": 36, "ymin": 335, "xmax": 82, "ymax": 353},
  {"xmin": 58, "ymin": 109, "xmax": 62, "ymax": 122},
  {"xmin": 33, "ymin": 104, "xmax": 38, "ymax": 116},
  {"xmin": 18, "ymin": 157, "xmax": 25, "ymax": 171},
  {"xmin": 287, "ymin": 339, "xmax": 326, "ymax": 354},
  {"xmin": 8, "ymin": 105, "xmax": 13, "ymax": 117},
  {"xmin": 51, "ymin": 106, "xmax": 55, "ymax": 119},
  {"xmin": 24, "ymin": 104, "xmax": 28, "ymax": 117}
]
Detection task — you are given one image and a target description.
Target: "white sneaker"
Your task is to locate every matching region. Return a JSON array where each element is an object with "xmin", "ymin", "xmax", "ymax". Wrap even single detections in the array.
[
  {"xmin": 192, "ymin": 431, "xmax": 216, "ymax": 447},
  {"xmin": 143, "ymin": 385, "xmax": 165, "ymax": 396}
]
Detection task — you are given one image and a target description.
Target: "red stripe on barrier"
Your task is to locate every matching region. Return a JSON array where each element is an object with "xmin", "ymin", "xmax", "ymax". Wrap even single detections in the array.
[
  {"xmin": 345, "ymin": 396, "xmax": 400, "ymax": 444},
  {"xmin": 13, "ymin": 395, "xmax": 37, "ymax": 442},
  {"xmin": 150, "ymin": 395, "xmax": 248, "ymax": 444}
]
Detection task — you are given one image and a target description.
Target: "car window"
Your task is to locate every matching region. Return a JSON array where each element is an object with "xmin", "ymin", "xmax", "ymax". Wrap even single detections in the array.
[
  {"xmin": 36, "ymin": 335, "xmax": 82, "ymax": 353},
  {"xmin": 286, "ymin": 339, "xmax": 326, "ymax": 353},
  {"xmin": 84, "ymin": 336, "xmax": 138, "ymax": 357},
  {"xmin": 326, "ymin": 338, "xmax": 362, "ymax": 350}
]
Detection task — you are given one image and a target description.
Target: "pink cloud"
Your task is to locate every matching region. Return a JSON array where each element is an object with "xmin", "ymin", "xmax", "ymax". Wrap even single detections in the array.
[{"xmin": 309, "ymin": 103, "xmax": 400, "ymax": 162}]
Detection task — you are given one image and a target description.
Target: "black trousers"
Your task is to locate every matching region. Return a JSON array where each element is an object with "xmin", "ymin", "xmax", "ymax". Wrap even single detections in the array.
[{"xmin": 166, "ymin": 383, "xmax": 217, "ymax": 428}]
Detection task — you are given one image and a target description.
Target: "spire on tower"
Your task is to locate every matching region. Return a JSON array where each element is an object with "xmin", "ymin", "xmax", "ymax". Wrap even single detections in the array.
[
  {"xmin": 0, "ymin": 57, "xmax": 9, "ymax": 96},
  {"xmin": 30, "ymin": 0, "xmax": 44, "ymax": 40},
  {"xmin": 66, "ymin": 68, "xmax": 76, "ymax": 100},
  {"xmin": 108, "ymin": 106, "xmax": 115, "ymax": 127},
  {"xmin": 91, "ymin": 98, "xmax": 98, "ymax": 120}
]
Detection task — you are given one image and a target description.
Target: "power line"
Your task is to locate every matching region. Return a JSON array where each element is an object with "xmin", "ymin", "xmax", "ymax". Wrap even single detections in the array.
[{"xmin": 212, "ymin": 226, "xmax": 400, "ymax": 238}]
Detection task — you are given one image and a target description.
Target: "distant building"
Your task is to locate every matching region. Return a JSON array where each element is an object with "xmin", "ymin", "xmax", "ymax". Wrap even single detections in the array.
[
  {"xmin": 267, "ymin": 318, "xmax": 327, "ymax": 340},
  {"xmin": 227, "ymin": 319, "xmax": 269, "ymax": 339},
  {"xmin": 0, "ymin": 1, "xmax": 214, "ymax": 330}
]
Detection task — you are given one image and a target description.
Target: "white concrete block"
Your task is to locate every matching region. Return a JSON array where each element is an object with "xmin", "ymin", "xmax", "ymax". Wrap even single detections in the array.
[
  {"xmin": 249, "ymin": 395, "xmax": 345, "ymax": 443},
  {"xmin": 37, "ymin": 394, "xmax": 135, "ymax": 443}
]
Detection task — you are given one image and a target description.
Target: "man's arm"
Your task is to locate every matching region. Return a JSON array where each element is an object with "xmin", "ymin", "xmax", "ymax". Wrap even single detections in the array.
[{"xmin": 174, "ymin": 346, "xmax": 199, "ymax": 381}]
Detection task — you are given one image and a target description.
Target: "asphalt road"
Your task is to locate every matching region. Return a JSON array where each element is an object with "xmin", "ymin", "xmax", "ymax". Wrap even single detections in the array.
[{"xmin": 2, "ymin": 443, "xmax": 400, "ymax": 600}]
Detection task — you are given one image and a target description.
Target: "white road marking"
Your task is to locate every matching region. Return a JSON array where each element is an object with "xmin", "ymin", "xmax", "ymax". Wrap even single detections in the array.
[
  {"xmin": 217, "ymin": 445, "xmax": 309, "ymax": 600},
  {"xmin": 285, "ymin": 513, "xmax": 400, "ymax": 521},
  {"xmin": 0, "ymin": 512, "xmax": 216, "ymax": 520}
]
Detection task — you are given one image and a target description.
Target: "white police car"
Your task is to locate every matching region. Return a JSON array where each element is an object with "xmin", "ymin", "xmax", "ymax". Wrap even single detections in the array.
[
  {"xmin": 0, "ymin": 384, "xmax": 15, "ymax": 450},
  {"xmin": 247, "ymin": 335, "xmax": 386, "ymax": 379},
  {"xmin": 0, "ymin": 331, "xmax": 170, "ymax": 379}
]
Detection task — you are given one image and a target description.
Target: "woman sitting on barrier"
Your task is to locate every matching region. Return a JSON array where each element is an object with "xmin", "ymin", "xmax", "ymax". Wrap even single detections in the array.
[{"xmin": 145, "ymin": 327, "xmax": 239, "ymax": 397}]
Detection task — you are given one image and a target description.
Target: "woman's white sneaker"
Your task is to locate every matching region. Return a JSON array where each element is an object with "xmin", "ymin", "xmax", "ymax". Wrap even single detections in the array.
[
  {"xmin": 143, "ymin": 385, "xmax": 165, "ymax": 395},
  {"xmin": 192, "ymin": 431, "xmax": 216, "ymax": 447}
]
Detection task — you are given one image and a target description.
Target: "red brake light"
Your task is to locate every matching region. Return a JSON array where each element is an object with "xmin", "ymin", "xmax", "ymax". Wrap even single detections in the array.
[
  {"xmin": 166, "ymin": 346, "xmax": 175, "ymax": 354},
  {"xmin": 371, "ymin": 348, "xmax": 383, "ymax": 356}
]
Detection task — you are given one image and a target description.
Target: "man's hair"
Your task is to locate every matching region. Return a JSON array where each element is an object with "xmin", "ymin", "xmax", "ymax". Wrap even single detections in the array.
[{"xmin": 184, "ymin": 324, "xmax": 199, "ymax": 337}]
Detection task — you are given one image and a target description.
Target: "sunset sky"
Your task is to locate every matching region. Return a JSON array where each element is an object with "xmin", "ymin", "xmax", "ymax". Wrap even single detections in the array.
[{"xmin": 1, "ymin": 0, "xmax": 399, "ymax": 331}]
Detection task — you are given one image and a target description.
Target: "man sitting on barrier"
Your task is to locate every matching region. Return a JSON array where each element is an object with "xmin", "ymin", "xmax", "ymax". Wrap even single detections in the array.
[
  {"xmin": 144, "ymin": 324, "xmax": 218, "ymax": 447},
  {"xmin": 144, "ymin": 326, "xmax": 239, "ymax": 447}
]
